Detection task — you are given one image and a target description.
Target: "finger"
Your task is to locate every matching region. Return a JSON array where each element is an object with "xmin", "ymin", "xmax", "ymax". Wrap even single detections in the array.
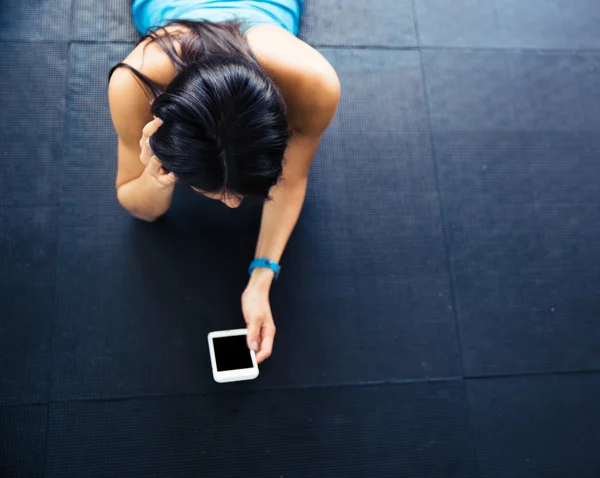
[
  {"xmin": 156, "ymin": 171, "xmax": 177, "ymax": 186},
  {"xmin": 246, "ymin": 320, "xmax": 261, "ymax": 353},
  {"xmin": 142, "ymin": 122, "xmax": 153, "ymax": 139},
  {"xmin": 139, "ymin": 137, "xmax": 151, "ymax": 161},
  {"xmin": 147, "ymin": 155, "xmax": 162, "ymax": 172},
  {"xmin": 142, "ymin": 116, "xmax": 162, "ymax": 138},
  {"xmin": 255, "ymin": 321, "xmax": 275, "ymax": 364},
  {"xmin": 142, "ymin": 118, "xmax": 162, "ymax": 139}
]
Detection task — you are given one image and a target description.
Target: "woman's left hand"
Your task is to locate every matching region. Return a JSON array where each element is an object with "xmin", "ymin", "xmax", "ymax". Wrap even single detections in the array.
[{"xmin": 242, "ymin": 284, "xmax": 276, "ymax": 364}]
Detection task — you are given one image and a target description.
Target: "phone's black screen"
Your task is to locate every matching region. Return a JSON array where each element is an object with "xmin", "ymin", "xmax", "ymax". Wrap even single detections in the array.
[{"xmin": 213, "ymin": 335, "xmax": 253, "ymax": 371}]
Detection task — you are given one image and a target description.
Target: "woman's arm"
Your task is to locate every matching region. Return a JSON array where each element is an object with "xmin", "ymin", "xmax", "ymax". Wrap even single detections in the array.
[
  {"xmin": 117, "ymin": 156, "xmax": 177, "ymax": 222},
  {"xmin": 243, "ymin": 68, "xmax": 341, "ymax": 363},
  {"xmin": 248, "ymin": 132, "xmax": 322, "ymax": 289},
  {"xmin": 109, "ymin": 69, "xmax": 176, "ymax": 222},
  {"xmin": 251, "ymin": 57, "xmax": 342, "ymax": 283}
]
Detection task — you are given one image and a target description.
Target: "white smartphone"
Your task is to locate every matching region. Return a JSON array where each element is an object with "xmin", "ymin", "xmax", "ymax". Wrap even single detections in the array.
[{"xmin": 207, "ymin": 329, "xmax": 259, "ymax": 383}]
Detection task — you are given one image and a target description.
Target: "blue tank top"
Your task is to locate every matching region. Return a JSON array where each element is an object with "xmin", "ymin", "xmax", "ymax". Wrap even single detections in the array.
[{"xmin": 132, "ymin": 0, "xmax": 304, "ymax": 37}]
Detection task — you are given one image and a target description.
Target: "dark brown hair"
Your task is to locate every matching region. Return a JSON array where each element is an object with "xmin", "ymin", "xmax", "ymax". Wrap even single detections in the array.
[{"xmin": 109, "ymin": 20, "xmax": 290, "ymax": 201}]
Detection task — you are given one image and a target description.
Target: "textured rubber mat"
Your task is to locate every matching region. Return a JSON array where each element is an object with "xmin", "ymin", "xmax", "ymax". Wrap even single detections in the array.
[
  {"xmin": 415, "ymin": 0, "xmax": 600, "ymax": 49},
  {"xmin": 0, "ymin": 42, "xmax": 68, "ymax": 208},
  {"xmin": 467, "ymin": 373, "xmax": 600, "ymax": 478},
  {"xmin": 0, "ymin": 404, "xmax": 47, "ymax": 478},
  {"xmin": 46, "ymin": 381, "xmax": 477, "ymax": 478},
  {"xmin": 0, "ymin": 207, "xmax": 58, "ymax": 291},
  {"xmin": 0, "ymin": 208, "xmax": 56, "ymax": 404},
  {"xmin": 0, "ymin": 0, "xmax": 73, "ymax": 41},
  {"xmin": 424, "ymin": 49, "xmax": 600, "ymax": 376},
  {"xmin": 422, "ymin": 50, "xmax": 516, "ymax": 133},
  {"xmin": 72, "ymin": 0, "xmax": 140, "ymax": 41},
  {"xmin": 506, "ymin": 52, "xmax": 600, "ymax": 132},
  {"xmin": 300, "ymin": 0, "xmax": 416, "ymax": 47},
  {"xmin": 0, "ymin": 285, "xmax": 54, "ymax": 406},
  {"xmin": 0, "ymin": 42, "xmax": 66, "ymax": 405}
]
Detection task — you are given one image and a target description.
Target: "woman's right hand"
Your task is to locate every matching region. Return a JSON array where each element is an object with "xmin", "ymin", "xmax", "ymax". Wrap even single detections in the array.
[
  {"xmin": 140, "ymin": 116, "xmax": 162, "ymax": 166},
  {"xmin": 144, "ymin": 155, "xmax": 178, "ymax": 189},
  {"xmin": 139, "ymin": 116, "xmax": 177, "ymax": 188}
]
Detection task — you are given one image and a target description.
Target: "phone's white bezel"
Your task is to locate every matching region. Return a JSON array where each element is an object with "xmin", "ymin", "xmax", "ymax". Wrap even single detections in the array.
[{"xmin": 207, "ymin": 328, "xmax": 259, "ymax": 383}]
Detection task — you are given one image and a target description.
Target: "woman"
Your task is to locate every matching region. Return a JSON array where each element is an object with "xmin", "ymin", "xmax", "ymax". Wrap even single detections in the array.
[{"xmin": 107, "ymin": 0, "xmax": 341, "ymax": 364}]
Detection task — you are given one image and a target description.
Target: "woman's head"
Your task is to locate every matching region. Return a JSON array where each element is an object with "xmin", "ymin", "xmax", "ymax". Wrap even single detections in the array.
[{"xmin": 148, "ymin": 56, "xmax": 290, "ymax": 206}]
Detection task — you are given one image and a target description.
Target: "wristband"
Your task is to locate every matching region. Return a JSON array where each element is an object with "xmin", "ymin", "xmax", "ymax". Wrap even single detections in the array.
[{"xmin": 249, "ymin": 258, "xmax": 280, "ymax": 280}]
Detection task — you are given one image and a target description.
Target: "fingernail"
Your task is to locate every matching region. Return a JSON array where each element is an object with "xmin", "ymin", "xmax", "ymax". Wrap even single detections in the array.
[{"xmin": 251, "ymin": 341, "xmax": 258, "ymax": 351}]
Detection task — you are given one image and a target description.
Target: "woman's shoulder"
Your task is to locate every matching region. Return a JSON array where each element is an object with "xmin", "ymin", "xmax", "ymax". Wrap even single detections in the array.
[
  {"xmin": 245, "ymin": 25, "xmax": 334, "ymax": 77},
  {"xmin": 246, "ymin": 25, "xmax": 341, "ymax": 133},
  {"xmin": 108, "ymin": 26, "xmax": 186, "ymax": 140},
  {"xmin": 118, "ymin": 26, "xmax": 184, "ymax": 90},
  {"xmin": 110, "ymin": 23, "xmax": 340, "ymax": 135}
]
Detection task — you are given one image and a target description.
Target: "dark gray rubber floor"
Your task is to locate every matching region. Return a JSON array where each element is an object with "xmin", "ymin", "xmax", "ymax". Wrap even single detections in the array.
[
  {"xmin": 467, "ymin": 373, "xmax": 600, "ymax": 478},
  {"xmin": 415, "ymin": 0, "xmax": 600, "ymax": 49},
  {"xmin": 1, "ymin": 0, "xmax": 600, "ymax": 477},
  {"xmin": 45, "ymin": 382, "xmax": 478, "ymax": 477}
]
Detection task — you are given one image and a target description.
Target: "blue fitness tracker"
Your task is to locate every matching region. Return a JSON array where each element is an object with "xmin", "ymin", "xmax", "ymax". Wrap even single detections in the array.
[{"xmin": 249, "ymin": 258, "xmax": 281, "ymax": 280}]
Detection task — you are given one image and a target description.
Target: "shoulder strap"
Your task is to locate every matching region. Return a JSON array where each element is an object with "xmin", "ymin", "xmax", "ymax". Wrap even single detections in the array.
[{"xmin": 108, "ymin": 62, "xmax": 162, "ymax": 103}]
